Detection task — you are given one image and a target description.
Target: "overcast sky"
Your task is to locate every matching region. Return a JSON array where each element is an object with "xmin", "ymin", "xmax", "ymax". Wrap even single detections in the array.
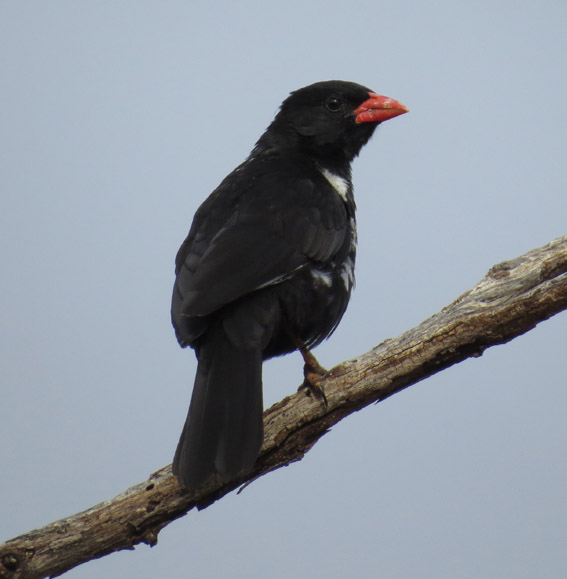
[{"xmin": 1, "ymin": 1, "xmax": 566, "ymax": 577}]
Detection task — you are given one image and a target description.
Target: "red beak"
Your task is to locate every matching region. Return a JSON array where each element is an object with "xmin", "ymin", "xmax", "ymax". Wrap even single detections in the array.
[{"xmin": 354, "ymin": 92, "xmax": 409, "ymax": 124}]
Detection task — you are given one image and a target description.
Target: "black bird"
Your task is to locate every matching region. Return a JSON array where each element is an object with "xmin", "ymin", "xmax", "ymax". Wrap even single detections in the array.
[{"xmin": 171, "ymin": 80, "xmax": 407, "ymax": 489}]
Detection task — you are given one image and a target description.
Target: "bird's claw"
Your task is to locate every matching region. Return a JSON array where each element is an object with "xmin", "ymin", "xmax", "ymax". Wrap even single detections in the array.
[
  {"xmin": 299, "ymin": 376, "xmax": 328, "ymax": 406},
  {"xmin": 297, "ymin": 347, "xmax": 329, "ymax": 406}
]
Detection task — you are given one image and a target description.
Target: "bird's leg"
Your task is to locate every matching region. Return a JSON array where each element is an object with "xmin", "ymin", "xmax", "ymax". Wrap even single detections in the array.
[{"xmin": 296, "ymin": 340, "xmax": 328, "ymax": 406}]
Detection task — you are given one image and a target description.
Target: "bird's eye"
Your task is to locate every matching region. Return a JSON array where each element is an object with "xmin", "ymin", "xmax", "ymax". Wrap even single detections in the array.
[{"xmin": 325, "ymin": 96, "xmax": 343, "ymax": 112}]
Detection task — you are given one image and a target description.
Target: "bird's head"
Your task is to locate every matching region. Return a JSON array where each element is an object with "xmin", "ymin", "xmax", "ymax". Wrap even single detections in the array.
[{"xmin": 262, "ymin": 80, "xmax": 408, "ymax": 170}]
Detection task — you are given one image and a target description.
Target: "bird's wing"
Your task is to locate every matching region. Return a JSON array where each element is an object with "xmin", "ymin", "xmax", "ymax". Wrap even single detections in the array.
[{"xmin": 174, "ymin": 176, "xmax": 347, "ymax": 318}]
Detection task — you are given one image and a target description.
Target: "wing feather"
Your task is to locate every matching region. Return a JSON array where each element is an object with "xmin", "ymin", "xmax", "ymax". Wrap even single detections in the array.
[{"xmin": 173, "ymin": 169, "xmax": 347, "ymax": 321}]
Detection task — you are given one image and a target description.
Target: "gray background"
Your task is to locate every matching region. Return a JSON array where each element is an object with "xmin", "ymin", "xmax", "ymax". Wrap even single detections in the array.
[{"xmin": 2, "ymin": 1, "xmax": 566, "ymax": 577}]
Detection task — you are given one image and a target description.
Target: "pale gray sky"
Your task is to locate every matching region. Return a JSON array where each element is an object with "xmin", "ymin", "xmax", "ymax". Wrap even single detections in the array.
[{"xmin": 1, "ymin": 1, "xmax": 566, "ymax": 577}]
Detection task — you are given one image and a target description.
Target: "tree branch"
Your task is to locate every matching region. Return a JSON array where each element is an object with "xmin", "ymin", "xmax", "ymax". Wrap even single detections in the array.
[{"xmin": 2, "ymin": 235, "xmax": 566, "ymax": 579}]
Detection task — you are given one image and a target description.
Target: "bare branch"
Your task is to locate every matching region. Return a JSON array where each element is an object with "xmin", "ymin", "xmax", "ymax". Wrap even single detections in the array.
[{"xmin": 2, "ymin": 235, "xmax": 566, "ymax": 579}]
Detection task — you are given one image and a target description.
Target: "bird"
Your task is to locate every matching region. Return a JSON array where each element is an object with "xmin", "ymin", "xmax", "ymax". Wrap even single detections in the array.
[{"xmin": 171, "ymin": 80, "xmax": 408, "ymax": 490}]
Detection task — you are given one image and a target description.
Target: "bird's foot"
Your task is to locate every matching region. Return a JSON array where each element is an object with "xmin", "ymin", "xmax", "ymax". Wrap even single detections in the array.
[{"xmin": 297, "ymin": 344, "xmax": 328, "ymax": 406}]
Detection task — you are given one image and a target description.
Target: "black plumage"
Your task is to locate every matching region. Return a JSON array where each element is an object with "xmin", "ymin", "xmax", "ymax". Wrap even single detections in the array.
[{"xmin": 171, "ymin": 80, "xmax": 407, "ymax": 489}]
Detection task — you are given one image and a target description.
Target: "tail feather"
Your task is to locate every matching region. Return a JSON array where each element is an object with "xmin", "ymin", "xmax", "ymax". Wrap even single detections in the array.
[{"xmin": 172, "ymin": 327, "xmax": 264, "ymax": 490}]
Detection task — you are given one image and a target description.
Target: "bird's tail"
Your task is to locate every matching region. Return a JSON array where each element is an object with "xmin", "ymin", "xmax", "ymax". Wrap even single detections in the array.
[{"xmin": 172, "ymin": 325, "xmax": 264, "ymax": 490}]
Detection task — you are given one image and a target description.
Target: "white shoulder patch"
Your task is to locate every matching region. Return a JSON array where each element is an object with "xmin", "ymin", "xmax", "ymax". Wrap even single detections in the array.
[{"xmin": 320, "ymin": 168, "xmax": 350, "ymax": 202}]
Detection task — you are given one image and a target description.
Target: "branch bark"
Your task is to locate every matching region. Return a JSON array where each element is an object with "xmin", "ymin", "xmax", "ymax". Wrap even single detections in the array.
[{"xmin": 2, "ymin": 235, "xmax": 567, "ymax": 579}]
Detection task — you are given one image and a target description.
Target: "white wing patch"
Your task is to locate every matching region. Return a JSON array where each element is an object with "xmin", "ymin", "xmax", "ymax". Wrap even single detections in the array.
[
  {"xmin": 320, "ymin": 168, "xmax": 350, "ymax": 202},
  {"xmin": 255, "ymin": 263, "xmax": 306, "ymax": 291},
  {"xmin": 342, "ymin": 216, "xmax": 357, "ymax": 291},
  {"xmin": 311, "ymin": 269, "xmax": 333, "ymax": 287},
  {"xmin": 340, "ymin": 256, "xmax": 355, "ymax": 291}
]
